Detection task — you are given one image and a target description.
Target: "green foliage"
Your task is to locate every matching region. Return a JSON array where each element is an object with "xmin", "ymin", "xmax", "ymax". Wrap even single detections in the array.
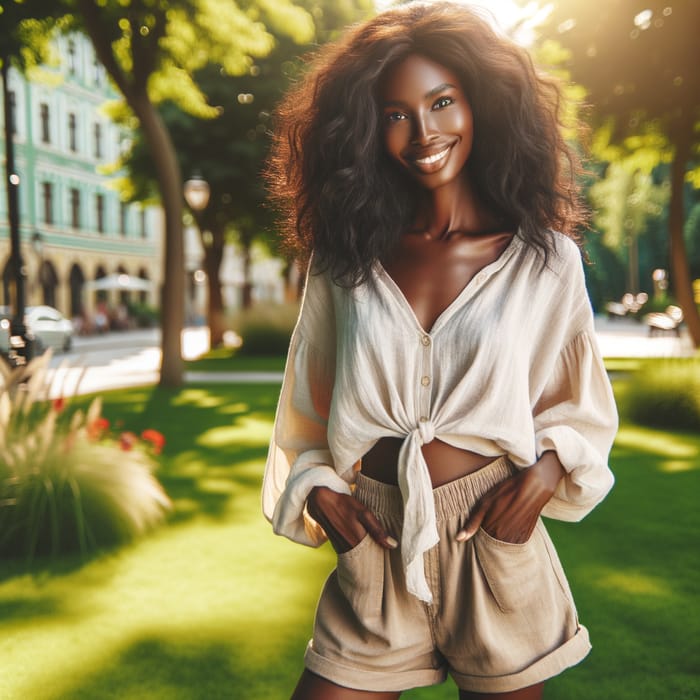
[
  {"xmin": 589, "ymin": 161, "xmax": 669, "ymax": 250},
  {"xmin": 0, "ymin": 353, "xmax": 170, "ymax": 560},
  {"xmin": 626, "ymin": 358, "xmax": 700, "ymax": 432},
  {"xmin": 126, "ymin": 300, "xmax": 160, "ymax": 328},
  {"xmin": 229, "ymin": 303, "xmax": 298, "ymax": 356}
]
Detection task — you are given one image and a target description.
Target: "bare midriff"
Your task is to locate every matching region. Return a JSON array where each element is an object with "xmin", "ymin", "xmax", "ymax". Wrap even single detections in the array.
[{"xmin": 361, "ymin": 436, "xmax": 498, "ymax": 488}]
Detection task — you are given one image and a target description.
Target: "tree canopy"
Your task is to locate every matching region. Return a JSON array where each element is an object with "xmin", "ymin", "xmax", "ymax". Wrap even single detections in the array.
[
  {"xmin": 53, "ymin": 0, "xmax": 314, "ymax": 384},
  {"xmin": 540, "ymin": 1, "xmax": 700, "ymax": 345}
]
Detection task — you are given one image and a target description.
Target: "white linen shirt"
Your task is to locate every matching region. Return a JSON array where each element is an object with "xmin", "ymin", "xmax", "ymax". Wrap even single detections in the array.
[{"xmin": 262, "ymin": 232, "xmax": 618, "ymax": 602}]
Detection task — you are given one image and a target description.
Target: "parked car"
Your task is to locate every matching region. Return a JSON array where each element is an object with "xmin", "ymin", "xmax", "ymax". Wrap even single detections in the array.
[
  {"xmin": 0, "ymin": 305, "xmax": 72, "ymax": 363},
  {"xmin": 25, "ymin": 305, "xmax": 73, "ymax": 353}
]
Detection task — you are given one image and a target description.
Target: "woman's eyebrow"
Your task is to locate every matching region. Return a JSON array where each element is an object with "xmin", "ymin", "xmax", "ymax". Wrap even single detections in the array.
[
  {"xmin": 382, "ymin": 83, "xmax": 458, "ymax": 107},
  {"xmin": 424, "ymin": 82, "xmax": 457, "ymax": 99}
]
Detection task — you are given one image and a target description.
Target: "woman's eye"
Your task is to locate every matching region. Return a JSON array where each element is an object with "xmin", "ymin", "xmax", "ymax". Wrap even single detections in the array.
[
  {"xmin": 433, "ymin": 96, "xmax": 453, "ymax": 110},
  {"xmin": 385, "ymin": 112, "xmax": 406, "ymax": 123}
]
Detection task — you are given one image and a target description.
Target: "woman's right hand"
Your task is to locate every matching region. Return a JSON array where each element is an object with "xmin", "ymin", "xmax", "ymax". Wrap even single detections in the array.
[{"xmin": 306, "ymin": 486, "xmax": 398, "ymax": 554}]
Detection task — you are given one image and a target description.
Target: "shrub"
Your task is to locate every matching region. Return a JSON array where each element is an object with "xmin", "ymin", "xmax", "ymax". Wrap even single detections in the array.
[
  {"xmin": 126, "ymin": 301, "xmax": 160, "ymax": 328},
  {"xmin": 0, "ymin": 353, "xmax": 171, "ymax": 560},
  {"xmin": 229, "ymin": 303, "xmax": 299, "ymax": 356},
  {"xmin": 626, "ymin": 357, "xmax": 700, "ymax": 432}
]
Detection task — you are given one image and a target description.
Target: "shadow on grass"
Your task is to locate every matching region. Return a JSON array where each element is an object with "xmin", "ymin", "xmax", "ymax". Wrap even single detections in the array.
[
  {"xmin": 0, "ymin": 551, "xmax": 98, "ymax": 584},
  {"xmin": 95, "ymin": 383, "xmax": 280, "ymax": 525},
  {"xmin": 48, "ymin": 633, "xmax": 307, "ymax": 700}
]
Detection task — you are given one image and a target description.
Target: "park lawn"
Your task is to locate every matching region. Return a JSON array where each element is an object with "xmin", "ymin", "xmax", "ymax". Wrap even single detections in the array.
[
  {"xmin": 185, "ymin": 349, "xmax": 287, "ymax": 373},
  {"xmin": 0, "ymin": 378, "xmax": 698, "ymax": 699}
]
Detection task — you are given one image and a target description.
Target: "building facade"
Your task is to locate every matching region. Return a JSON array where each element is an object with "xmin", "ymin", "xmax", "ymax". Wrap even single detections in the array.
[{"xmin": 0, "ymin": 34, "xmax": 161, "ymax": 324}]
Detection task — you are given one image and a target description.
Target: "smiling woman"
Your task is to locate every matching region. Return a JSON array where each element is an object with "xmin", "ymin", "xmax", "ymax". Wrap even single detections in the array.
[{"xmin": 263, "ymin": 3, "xmax": 617, "ymax": 699}]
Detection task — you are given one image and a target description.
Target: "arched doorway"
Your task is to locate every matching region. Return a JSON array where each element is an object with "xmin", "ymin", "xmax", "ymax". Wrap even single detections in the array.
[
  {"xmin": 93, "ymin": 265, "xmax": 108, "ymax": 332},
  {"xmin": 39, "ymin": 260, "xmax": 59, "ymax": 308},
  {"xmin": 69, "ymin": 263, "xmax": 85, "ymax": 317},
  {"xmin": 137, "ymin": 267, "xmax": 150, "ymax": 305},
  {"xmin": 116, "ymin": 264, "xmax": 129, "ymax": 306}
]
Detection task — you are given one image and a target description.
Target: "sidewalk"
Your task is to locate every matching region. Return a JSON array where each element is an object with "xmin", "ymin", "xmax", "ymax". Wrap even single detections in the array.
[{"xmin": 593, "ymin": 315, "xmax": 695, "ymax": 359}]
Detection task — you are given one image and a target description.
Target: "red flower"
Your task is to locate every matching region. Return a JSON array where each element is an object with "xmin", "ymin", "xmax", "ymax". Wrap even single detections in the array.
[
  {"xmin": 141, "ymin": 429, "xmax": 165, "ymax": 454},
  {"xmin": 119, "ymin": 431, "xmax": 138, "ymax": 451},
  {"xmin": 53, "ymin": 397, "xmax": 66, "ymax": 413},
  {"xmin": 87, "ymin": 416, "xmax": 110, "ymax": 440}
]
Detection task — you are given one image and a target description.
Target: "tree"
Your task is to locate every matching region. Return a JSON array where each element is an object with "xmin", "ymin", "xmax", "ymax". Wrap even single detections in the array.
[
  {"xmin": 540, "ymin": 2, "xmax": 700, "ymax": 345},
  {"xmin": 115, "ymin": 0, "xmax": 372, "ymax": 345},
  {"xmin": 59, "ymin": 0, "xmax": 313, "ymax": 384}
]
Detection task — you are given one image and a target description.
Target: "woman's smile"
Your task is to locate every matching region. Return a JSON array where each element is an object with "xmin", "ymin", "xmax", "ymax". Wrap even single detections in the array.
[{"xmin": 407, "ymin": 142, "xmax": 456, "ymax": 173}]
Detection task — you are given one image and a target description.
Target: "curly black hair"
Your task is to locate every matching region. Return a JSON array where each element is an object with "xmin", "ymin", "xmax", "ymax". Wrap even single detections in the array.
[{"xmin": 266, "ymin": 1, "xmax": 587, "ymax": 286}]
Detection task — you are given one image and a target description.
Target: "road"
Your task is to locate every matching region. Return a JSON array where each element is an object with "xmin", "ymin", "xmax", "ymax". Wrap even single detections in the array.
[{"xmin": 40, "ymin": 317, "xmax": 695, "ymax": 399}]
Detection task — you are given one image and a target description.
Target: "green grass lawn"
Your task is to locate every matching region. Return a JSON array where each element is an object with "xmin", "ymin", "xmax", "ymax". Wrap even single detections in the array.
[{"xmin": 0, "ymin": 378, "xmax": 698, "ymax": 699}]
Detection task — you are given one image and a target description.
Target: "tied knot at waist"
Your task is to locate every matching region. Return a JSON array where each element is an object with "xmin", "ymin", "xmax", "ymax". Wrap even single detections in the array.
[{"xmin": 416, "ymin": 418, "xmax": 435, "ymax": 445}]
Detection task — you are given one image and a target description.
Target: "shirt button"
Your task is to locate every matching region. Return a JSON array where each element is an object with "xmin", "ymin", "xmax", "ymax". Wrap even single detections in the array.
[
  {"xmin": 420, "ymin": 416, "xmax": 429, "ymax": 422},
  {"xmin": 421, "ymin": 376, "xmax": 430, "ymax": 386},
  {"xmin": 421, "ymin": 335, "xmax": 431, "ymax": 346}
]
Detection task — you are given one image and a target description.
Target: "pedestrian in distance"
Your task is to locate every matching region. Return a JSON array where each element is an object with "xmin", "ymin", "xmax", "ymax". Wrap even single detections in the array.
[{"xmin": 263, "ymin": 3, "xmax": 618, "ymax": 699}]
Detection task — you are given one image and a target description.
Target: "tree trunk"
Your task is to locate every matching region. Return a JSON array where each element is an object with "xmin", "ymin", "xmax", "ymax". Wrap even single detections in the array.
[
  {"xmin": 130, "ymin": 90, "xmax": 185, "ymax": 385},
  {"xmin": 668, "ymin": 123, "xmax": 700, "ymax": 348},
  {"xmin": 202, "ymin": 227, "xmax": 226, "ymax": 347},
  {"xmin": 241, "ymin": 229, "xmax": 254, "ymax": 310},
  {"xmin": 76, "ymin": 1, "xmax": 184, "ymax": 385}
]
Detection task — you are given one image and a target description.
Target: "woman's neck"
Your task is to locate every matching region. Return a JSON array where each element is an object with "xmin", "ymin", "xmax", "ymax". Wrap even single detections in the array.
[{"xmin": 412, "ymin": 177, "xmax": 505, "ymax": 240}]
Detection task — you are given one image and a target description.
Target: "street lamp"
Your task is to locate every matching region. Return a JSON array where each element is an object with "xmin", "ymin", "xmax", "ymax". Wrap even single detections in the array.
[{"xmin": 183, "ymin": 174, "xmax": 211, "ymax": 212}]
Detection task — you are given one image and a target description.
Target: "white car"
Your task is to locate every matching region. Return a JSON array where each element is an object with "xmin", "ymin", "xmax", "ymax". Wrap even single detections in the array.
[{"xmin": 25, "ymin": 305, "xmax": 73, "ymax": 353}]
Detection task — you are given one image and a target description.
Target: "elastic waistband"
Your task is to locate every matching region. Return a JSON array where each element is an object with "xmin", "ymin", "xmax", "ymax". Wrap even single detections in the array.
[{"xmin": 355, "ymin": 456, "xmax": 515, "ymax": 522}]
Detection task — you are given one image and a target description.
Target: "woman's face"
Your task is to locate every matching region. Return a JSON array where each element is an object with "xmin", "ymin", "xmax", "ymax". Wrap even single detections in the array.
[{"xmin": 380, "ymin": 54, "xmax": 473, "ymax": 190}]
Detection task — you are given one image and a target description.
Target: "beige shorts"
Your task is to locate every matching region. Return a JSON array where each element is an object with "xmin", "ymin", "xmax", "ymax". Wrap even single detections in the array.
[{"xmin": 304, "ymin": 456, "xmax": 591, "ymax": 694}]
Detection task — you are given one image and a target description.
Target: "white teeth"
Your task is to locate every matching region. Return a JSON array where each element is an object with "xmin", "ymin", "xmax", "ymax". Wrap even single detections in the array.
[{"xmin": 415, "ymin": 147, "xmax": 449, "ymax": 164}]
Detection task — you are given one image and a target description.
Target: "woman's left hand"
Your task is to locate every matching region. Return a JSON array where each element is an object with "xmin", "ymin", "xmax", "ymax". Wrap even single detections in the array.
[{"xmin": 456, "ymin": 451, "xmax": 565, "ymax": 544}]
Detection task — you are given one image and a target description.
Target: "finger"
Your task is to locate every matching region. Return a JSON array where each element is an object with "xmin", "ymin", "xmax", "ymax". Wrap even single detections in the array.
[
  {"xmin": 456, "ymin": 498, "xmax": 489, "ymax": 542},
  {"xmin": 358, "ymin": 509, "xmax": 398, "ymax": 549}
]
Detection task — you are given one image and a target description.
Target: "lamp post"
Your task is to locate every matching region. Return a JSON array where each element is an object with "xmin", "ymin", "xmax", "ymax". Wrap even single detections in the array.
[
  {"xmin": 1, "ymin": 55, "xmax": 32, "ymax": 365},
  {"xmin": 183, "ymin": 174, "xmax": 210, "ymax": 325}
]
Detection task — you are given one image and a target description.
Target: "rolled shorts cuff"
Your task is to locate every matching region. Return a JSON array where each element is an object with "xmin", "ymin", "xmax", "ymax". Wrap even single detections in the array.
[
  {"xmin": 451, "ymin": 625, "xmax": 592, "ymax": 694},
  {"xmin": 304, "ymin": 642, "xmax": 447, "ymax": 692}
]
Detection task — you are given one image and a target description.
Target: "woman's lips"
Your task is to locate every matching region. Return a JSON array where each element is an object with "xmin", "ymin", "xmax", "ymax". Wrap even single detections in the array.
[
  {"xmin": 414, "ymin": 146, "xmax": 450, "ymax": 165},
  {"xmin": 407, "ymin": 143, "xmax": 453, "ymax": 173}
]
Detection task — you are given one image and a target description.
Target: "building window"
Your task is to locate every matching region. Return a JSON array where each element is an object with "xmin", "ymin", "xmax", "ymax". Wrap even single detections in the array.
[
  {"xmin": 68, "ymin": 113, "xmax": 77, "ymax": 152},
  {"xmin": 67, "ymin": 40, "xmax": 76, "ymax": 75},
  {"xmin": 119, "ymin": 202, "xmax": 127, "ymax": 236},
  {"xmin": 42, "ymin": 182, "xmax": 54, "ymax": 225},
  {"xmin": 40, "ymin": 103, "xmax": 50, "ymax": 143},
  {"xmin": 70, "ymin": 188, "xmax": 81, "ymax": 229},
  {"xmin": 140, "ymin": 208, "xmax": 147, "ymax": 238},
  {"xmin": 93, "ymin": 122, "xmax": 102, "ymax": 159},
  {"xmin": 8, "ymin": 91, "xmax": 16, "ymax": 135},
  {"xmin": 93, "ymin": 56, "xmax": 102, "ymax": 86},
  {"xmin": 96, "ymin": 194, "xmax": 105, "ymax": 233}
]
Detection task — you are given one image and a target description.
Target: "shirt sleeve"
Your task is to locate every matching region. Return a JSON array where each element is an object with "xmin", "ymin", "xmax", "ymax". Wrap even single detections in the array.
[
  {"xmin": 533, "ymin": 244, "xmax": 618, "ymax": 521},
  {"xmin": 261, "ymin": 266, "xmax": 351, "ymax": 546}
]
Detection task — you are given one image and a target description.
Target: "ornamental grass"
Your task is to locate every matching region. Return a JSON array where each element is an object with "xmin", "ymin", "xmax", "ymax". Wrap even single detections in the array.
[{"xmin": 0, "ymin": 352, "xmax": 171, "ymax": 561}]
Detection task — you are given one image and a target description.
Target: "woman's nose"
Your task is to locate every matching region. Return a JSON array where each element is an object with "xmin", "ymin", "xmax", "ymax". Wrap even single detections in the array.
[{"xmin": 411, "ymin": 113, "xmax": 438, "ymax": 145}]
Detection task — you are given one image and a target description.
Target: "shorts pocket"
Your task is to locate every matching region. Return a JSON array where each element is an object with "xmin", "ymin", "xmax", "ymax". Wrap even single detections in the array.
[
  {"xmin": 474, "ymin": 520, "xmax": 555, "ymax": 614},
  {"xmin": 336, "ymin": 533, "xmax": 383, "ymax": 621}
]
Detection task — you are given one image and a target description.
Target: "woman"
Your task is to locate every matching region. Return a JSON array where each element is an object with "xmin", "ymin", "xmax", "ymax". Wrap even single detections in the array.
[{"xmin": 262, "ymin": 3, "xmax": 618, "ymax": 698}]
